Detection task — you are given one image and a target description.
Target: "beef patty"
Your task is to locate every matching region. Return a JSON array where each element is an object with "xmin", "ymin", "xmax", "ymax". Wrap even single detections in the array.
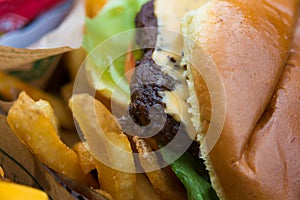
[{"xmin": 120, "ymin": 0, "xmax": 200, "ymax": 157}]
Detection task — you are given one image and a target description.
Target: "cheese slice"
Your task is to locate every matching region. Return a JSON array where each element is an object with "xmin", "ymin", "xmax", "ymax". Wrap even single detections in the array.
[{"xmin": 153, "ymin": 0, "xmax": 208, "ymax": 139}]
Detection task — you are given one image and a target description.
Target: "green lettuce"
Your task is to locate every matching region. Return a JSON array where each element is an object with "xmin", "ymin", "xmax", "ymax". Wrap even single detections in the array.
[
  {"xmin": 82, "ymin": 0, "xmax": 148, "ymax": 106},
  {"xmin": 162, "ymin": 151, "xmax": 219, "ymax": 200}
]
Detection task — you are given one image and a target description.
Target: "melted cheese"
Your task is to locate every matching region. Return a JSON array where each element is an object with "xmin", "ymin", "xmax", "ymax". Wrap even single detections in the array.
[
  {"xmin": 153, "ymin": 0, "xmax": 208, "ymax": 139},
  {"xmin": 153, "ymin": 0, "xmax": 208, "ymax": 55}
]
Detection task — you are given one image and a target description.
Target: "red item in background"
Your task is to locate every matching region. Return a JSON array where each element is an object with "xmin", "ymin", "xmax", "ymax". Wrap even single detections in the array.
[{"xmin": 0, "ymin": 0, "xmax": 65, "ymax": 33}]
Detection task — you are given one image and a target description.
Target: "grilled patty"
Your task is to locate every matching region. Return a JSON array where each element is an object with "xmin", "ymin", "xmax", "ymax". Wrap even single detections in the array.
[{"xmin": 120, "ymin": 0, "xmax": 200, "ymax": 157}]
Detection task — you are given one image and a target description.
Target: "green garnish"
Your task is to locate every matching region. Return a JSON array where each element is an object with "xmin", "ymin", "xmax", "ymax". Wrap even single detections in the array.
[
  {"xmin": 82, "ymin": 0, "xmax": 149, "ymax": 105},
  {"xmin": 162, "ymin": 151, "xmax": 218, "ymax": 200}
]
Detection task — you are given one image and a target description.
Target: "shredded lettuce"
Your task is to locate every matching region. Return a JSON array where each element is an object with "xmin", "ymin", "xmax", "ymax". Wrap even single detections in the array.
[
  {"xmin": 82, "ymin": 0, "xmax": 148, "ymax": 105},
  {"xmin": 162, "ymin": 151, "xmax": 219, "ymax": 200}
]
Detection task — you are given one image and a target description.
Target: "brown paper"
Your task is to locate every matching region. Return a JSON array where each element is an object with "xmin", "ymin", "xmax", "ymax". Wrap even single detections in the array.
[
  {"xmin": 0, "ymin": 114, "xmax": 74, "ymax": 200},
  {"xmin": 0, "ymin": 46, "xmax": 71, "ymax": 70}
]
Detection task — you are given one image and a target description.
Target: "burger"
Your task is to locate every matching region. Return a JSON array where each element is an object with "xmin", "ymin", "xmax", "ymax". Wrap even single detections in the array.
[{"xmin": 80, "ymin": 0, "xmax": 300, "ymax": 199}]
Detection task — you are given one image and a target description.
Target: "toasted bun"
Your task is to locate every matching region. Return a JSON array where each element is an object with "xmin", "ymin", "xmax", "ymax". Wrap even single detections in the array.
[{"xmin": 182, "ymin": 0, "xmax": 300, "ymax": 199}]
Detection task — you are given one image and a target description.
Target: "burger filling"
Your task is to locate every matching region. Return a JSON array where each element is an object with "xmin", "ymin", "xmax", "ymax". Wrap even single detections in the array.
[
  {"xmin": 121, "ymin": 1, "xmax": 218, "ymax": 199},
  {"xmin": 120, "ymin": 0, "xmax": 201, "ymax": 157},
  {"xmin": 83, "ymin": 0, "xmax": 218, "ymax": 198}
]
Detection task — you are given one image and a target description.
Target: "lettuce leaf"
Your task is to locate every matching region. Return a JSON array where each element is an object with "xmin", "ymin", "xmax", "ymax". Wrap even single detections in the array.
[
  {"xmin": 162, "ymin": 151, "xmax": 219, "ymax": 200},
  {"xmin": 82, "ymin": 0, "xmax": 148, "ymax": 105}
]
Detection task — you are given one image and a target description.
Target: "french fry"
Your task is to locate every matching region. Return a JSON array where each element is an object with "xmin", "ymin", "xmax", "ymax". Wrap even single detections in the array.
[
  {"xmin": 0, "ymin": 182, "xmax": 48, "ymax": 200},
  {"xmin": 0, "ymin": 71, "xmax": 74, "ymax": 129},
  {"xmin": 58, "ymin": 129, "xmax": 97, "ymax": 177},
  {"xmin": 93, "ymin": 159, "xmax": 136, "ymax": 200},
  {"xmin": 69, "ymin": 93, "xmax": 136, "ymax": 200},
  {"xmin": 73, "ymin": 141, "xmax": 160, "ymax": 200},
  {"xmin": 73, "ymin": 144, "xmax": 115, "ymax": 199},
  {"xmin": 94, "ymin": 189, "xmax": 113, "ymax": 200},
  {"xmin": 134, "ymin": 174, "xmax": 161, "ymax": 200},
  {"xmin": 0, "ymin": 166, "xmax": 10, "ymax": 182},
  {"xmin": 60, "ymin": 82, "xmax": 74, "ymax": 103},
  {"xmin": 7, "ymin": 92, "xmax": 97, "ymax": 188},
  {"xmin": 85, "ymin": 0, "xmax": 107, "ymax": 18},
  {"xmin": 133, "ymin": 137, "xmax": 187, "ymax": 200},
  {"xmin": 0, "ymin": 166, "xmax": 4, "ymax": 179},
  {"xmin": 73, "ymin": 142, "xmax": 144, "ymax": 200},
  {"xmin": 73, "ymin": 142, "xmax": 96, "ymax": 175}
]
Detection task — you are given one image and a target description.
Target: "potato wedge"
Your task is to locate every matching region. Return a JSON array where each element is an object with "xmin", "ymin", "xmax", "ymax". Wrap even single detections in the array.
[
  {"xmin": 134, "ymin": 137, "xmax": 187, "ymax": 200},
  {"xmin": 69, "ymin": 93, "xmax": 136, "ymax": 200},
  {"xmin": 7, "ymin": 92, "xmax": 97, "ymax": 188},
  {"xmin": 0, "ymin": 71, "xmax": 74, "ymax": 129}
]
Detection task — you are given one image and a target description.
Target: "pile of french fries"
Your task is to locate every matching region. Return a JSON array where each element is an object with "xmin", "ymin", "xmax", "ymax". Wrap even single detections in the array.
[
  {"xmin": 0, "ymin": 46, "xmax": 189, "ymax": 200},
  {"xmin": 0, "ymin": 1, "xmax": 189, "ymax": 199},
  {"xmin": 0, "ymin": 68, "xmax": 185, "ymax": 199}
]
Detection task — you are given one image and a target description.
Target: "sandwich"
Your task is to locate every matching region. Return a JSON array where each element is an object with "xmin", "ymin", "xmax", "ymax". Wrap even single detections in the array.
[
  {"xmin": 81, "ymin": 0, "xmax": 300, "ymax": 199},
  {"xmin": 5, "ymin": 0, "xmax": 300, "ymax": 199}
]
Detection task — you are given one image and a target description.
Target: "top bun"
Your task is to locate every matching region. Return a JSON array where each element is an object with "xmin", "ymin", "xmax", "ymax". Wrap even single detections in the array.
[{"xmin": 181, "ymin": 0, "xmax": 300, "ymax": 199}]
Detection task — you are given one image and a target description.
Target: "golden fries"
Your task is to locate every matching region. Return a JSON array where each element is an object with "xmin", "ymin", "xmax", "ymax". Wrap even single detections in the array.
[
  {"xmin": 94, "ymin": 159, "xmax": 136, "ymax": 200},
  {"xmin": 69, "ymin": 93, "xmax": 136, "ymax": 200},
  {"xmin": 74, "ymin": 141, "xmax": 125, "ymax": 200},
  {"xmin": 134, "ymin": 137, "xmax": 187, "ymax": 200},
  {"xmin": 7, "ymin": 92, "xmax": 97, "ymax": 188},
  {"xmin": 0, "ymin": 71, "xmax": 74, "ymax": 129}
]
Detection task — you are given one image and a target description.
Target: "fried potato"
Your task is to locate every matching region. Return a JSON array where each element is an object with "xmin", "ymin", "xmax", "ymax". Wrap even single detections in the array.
[
  {"xmin": 0, "ymin": 181, "xmax": 48, "ymax": 200},
  {"xmin": 74, "ymin": 142, "xmax": 161, "ymax": 200},
  {"xmin": 74, "ymin": 141, "xmax": 149, "ymax": 200},
  {"xmin": 60, "ymin": 82, "xmax": 74, "ymax": 103},
  {"xmin": 93, "ymin": 159, "xmax": 135, "ymax": 200},
  {"xmin": 134, "ymin": 174, "xmax": 161, "ymax": 200},
  {"xmin": 59, "ymin": 131, "xmax": 97, "ymax": 176},
  {"xmin": 7, "ymin": 92, "xmax": 97, "ymax": 188},
  {"xmin": 94, "ymin": 189, "xmax": 113, "ymax": 200},
  {"xmin": 85, "ymin": 0, "xmax": 107, "ymax": 18},
  {"xmin": 0, "ymin": 166, "xmax": 4, "ymax": 179},
  {"xmin": 0, "ymin": 71, "xmax": 74, "ymax": 129},
  {"xmin": 73, "ymin": 142, "xmax": 96, "ymax": 175},
  {"xmin": 69, "ymin": 93, "xmax": 136, "ymax": 200},
  {"xmin": 134, "ymin": 137, "xmax": 187, "ymax": 200}
]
